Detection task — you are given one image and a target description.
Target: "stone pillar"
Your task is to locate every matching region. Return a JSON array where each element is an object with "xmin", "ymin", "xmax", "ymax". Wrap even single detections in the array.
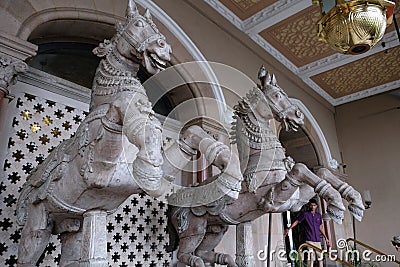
[
  {"xmin": 0, "ymin": 32, "xmax": 37, "ymax": 129},
  {"xmin": 236, "ymin": 222, "xmax": 255, "ymax": 267},
  {"xmin": 0, "ymin": 54, "xmax": 28, "ymax": 134},
  {"xmin": 0, "ymin": 54, "xmax": 28, "ymax": 97},
  {"xmin": 79, "ymin": 210, "xmax": 108, "ymax": 267}
]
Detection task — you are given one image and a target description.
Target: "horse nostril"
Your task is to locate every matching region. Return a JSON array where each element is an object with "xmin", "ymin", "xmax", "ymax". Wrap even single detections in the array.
[
  {"xmin": 295, "ymin": 110, "xmax": 303, "ymax": 119},
  {"xmin": 158, "ymin": 39, "xmax": 165, "ymax": 47}
]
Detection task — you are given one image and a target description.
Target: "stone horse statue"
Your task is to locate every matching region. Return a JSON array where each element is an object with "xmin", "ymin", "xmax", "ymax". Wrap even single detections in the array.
[
  {"xmin": 168, "ymin": 66, "xmax": 365, "ymax": 267},
  {"xmin": 15, "ymin": 1, "xmax": 244, "ymax": 266}
]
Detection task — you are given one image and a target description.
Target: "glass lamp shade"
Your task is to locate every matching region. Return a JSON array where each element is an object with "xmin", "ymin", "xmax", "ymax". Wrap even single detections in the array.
[{"xmin": 314, "ymin": 0, "xmax": 395, "ymax": 54}]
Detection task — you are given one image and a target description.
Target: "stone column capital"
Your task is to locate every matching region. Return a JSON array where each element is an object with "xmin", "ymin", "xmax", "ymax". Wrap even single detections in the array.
[
  {"xmin": 0, "ymin": 54, "xmax": 28, "ymax": 95},
  {"xmin": 0, "ymin": 32, "xmax": 36, "ymax": 96}
]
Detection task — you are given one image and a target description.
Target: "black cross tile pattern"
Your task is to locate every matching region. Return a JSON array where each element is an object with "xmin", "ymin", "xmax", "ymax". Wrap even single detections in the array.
[{"xmin": 0, "ymin": 93, "xmax": 171, "ymax": 266}]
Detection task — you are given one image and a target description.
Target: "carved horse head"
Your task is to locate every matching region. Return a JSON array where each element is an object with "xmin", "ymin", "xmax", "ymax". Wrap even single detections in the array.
[
  {"xmin": 94, "ymin": 0, "xmax": 171, "ymax": 75},
  {"xmin": 258, "ymin": 65, "xmax": 304, "ymax": 132}
]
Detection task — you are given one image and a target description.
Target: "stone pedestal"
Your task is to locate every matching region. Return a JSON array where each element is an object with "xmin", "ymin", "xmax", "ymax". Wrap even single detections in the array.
[
  {"xmin": 79, "ymin": 210, "xmax": 108, "ymax": 267},
  {"xmin": 236, "ymin": 222, "xmax": 255, "ymax": 267}
]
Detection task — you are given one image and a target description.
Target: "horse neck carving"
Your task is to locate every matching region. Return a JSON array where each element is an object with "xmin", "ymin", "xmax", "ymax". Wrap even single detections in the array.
[
  {"xmin": 233, "ymin": 67, "xmax": 304, "ymax": 148},
  {"xmin": 90, "ymin": 0, "xmax": 171, "ymax": 110},
  {"xmin": 232, "ymin": 66, "xmax": 304, "ymax": 192}
]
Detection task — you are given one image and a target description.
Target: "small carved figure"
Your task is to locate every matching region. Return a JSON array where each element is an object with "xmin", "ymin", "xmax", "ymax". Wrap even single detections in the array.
[
  {"xmin": 168, "ymin": 66, "xmax": 365, "ymax": 267},
  {"xmin": 392, "ymin": 235, "xmax": 400, "ymax": 252}
]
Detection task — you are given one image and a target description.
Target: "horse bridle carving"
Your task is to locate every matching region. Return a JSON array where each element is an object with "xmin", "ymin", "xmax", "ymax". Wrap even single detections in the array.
[
  {"xmin": 263, "ymin": 84, "xmax": 303, "ymax": 121},
  {"xmin": 116, "ymin": 7, "xmax": 167, "ymax": 53}
]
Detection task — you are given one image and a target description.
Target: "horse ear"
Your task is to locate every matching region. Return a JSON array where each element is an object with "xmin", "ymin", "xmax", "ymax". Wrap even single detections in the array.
[
  {"xmin": 144, "ymin": 9, "xmax": 152, "ymax": 20},
  {"xmin": 270, "ymin": 74, "xmax": 277, "ymax": 85},
  {"xmin": 126, "ymin": 0, "xmax": 138, "ymax": 18},
  {"xmin": 265, "ymin": 73, "xmax": 272, "ymax": 85},
  {"xmin": 93, "ymin": 39, "xmax": 113, "ymax": 58},
  {"xmin": 258, "ymin": 65, "xmax": 267, "ymax": 88}
]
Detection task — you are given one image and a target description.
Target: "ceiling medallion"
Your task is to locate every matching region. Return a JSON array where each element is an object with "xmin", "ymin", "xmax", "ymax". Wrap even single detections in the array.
[{"xmin": 313, "ymin": 0, "xmax": 395, "ymax": 54}]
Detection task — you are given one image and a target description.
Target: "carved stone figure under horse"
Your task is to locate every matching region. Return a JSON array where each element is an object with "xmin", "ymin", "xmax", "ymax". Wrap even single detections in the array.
[
  {"xmin": 15, "ymin": 1, "xmax": 244, "ymax": 266},
  {"xmin": 168, "ymin": 66, "xmax": 365, "ymax": 267}
]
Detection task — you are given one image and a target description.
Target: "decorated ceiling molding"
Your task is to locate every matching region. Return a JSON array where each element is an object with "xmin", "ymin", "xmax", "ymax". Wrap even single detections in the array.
[{"xmin": 204, "ymin": 0, "xmax": 400, "ymax": 106}]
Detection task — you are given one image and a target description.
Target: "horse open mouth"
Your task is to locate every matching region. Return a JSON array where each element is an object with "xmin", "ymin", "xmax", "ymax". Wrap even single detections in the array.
[
  {"xmin": 284, "ymin": 119, "xmax": 299, "ymax": 131},
  {"xmin": 149, "ymin": 52, "xmax": 167, "ymax": 70}
]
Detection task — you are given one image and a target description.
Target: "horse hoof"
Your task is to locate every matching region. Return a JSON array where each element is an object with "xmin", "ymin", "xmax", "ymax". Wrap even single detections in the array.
[
  {"xmin": 327, "ymin": 204, "xmax": 344, "ymax": 224},
  {"xmin": 348, "ymin": 204, "xmax": 364, "ymax": 222}
]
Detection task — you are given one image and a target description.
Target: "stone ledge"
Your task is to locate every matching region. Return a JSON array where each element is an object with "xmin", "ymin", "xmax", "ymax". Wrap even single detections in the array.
[{"xmin": 0, "ymin": 31, "xmax": 37, "ymax": 61}]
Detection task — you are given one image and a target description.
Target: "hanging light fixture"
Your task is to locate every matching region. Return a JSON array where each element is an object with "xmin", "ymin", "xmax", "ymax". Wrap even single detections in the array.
[{"xmin": 313, "ymin": 0, "xmax": 395, "ymax": 54}]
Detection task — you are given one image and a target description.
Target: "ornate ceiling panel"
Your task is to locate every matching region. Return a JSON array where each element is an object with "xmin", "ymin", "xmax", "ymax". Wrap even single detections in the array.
[
  {"xmin": 205, "ymin": 0, "xmax": 400, "ymax": 106},
  {"xmin": 259, "ymin": 6, "xmax": 335, "ymax": 67},
  {"xmin": 219, "ymin": 0, "xmax": 276, "ymax": 20},
  {"xmin": 311, "ymin": 45, "xmax": 400, "ymax": 98}
]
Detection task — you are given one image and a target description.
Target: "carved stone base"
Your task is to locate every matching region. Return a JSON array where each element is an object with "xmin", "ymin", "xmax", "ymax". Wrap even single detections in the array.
[{"xmin": 79, "ymin": 210, "xmax": 108, "ymax": 267}]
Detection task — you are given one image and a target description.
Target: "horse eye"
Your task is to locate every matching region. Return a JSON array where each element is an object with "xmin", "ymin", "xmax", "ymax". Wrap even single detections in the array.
[
  {"xmin": 275, "ymin": 93, "xmax": 281, "ymax": 98},
  {"xmin": 135, "ymin": 20, "xmax": 144, "ymax": 27},
  {"xmin": 296, "ymin": 110, "xmax": 303, "ymax": 118}
]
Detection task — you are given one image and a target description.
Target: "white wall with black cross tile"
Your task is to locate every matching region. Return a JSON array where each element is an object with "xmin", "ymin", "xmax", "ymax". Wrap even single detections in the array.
[{"xmin": 0, "ymin": 85, "xmax": 172, "ymax": 266}]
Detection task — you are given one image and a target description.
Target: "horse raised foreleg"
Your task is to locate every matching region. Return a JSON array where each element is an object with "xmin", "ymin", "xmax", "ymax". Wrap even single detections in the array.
[
  {"xmin": 163, "ymin": 135, "xmax": 197, "ymax": 180},
  {"xmin": 288, "ymin": 163, "xmax": 345, "ymax": 223},
  {"xmin": 106, "ymin": 93, "xmax": 163, "ymax": 196},
  {"xmin": 256, "ymin": 167, "xmax": 313, "ymax": 213},
  {"xmin": 195, "ymin": 225, "xmax": 237, "ymax": 267},
  {"xmin": 124, "ymin": 115, "xmax": 164, "ymax": 195},
  {"xmin": 261, "ymin": 176, "xmax": 317, "ymax": 213},
  {"xmin": 316, "ymin": 168, "xmax": 364, "ymax": 221},
  {"xmin": 17, "ymin": 203, "xmax": 52, "ymax": 267},
  {"xmin": 182, "ymin": 125, "xmax": 243, "ymax": 199}
]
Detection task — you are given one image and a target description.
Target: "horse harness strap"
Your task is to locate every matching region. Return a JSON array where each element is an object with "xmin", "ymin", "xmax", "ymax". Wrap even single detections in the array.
[
  {"xmin": 219, "ymin": 212, "xmax": 241, "ymax": 225},
  {"xmin": 81, "ymin": 105, "xmax": 123, "ymax": 134},
  {"xmin": 264, "ymin": 86, "xmax": 294, "ymax": 120},
  {"xmin": 122, "ymin": 30, "xmax": 166, "ymax": 52},
  {"xmin": 101, "ymin": 116, "xmax": 123, "ymax": 133},
  {"xmin": 47, "ymin": 193, "xmax": 117, "ymax": 216}
]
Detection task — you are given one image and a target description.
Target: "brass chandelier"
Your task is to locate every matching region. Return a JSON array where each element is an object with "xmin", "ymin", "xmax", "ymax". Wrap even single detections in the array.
[{"xmin": 313, "ymin": 0, "xmax": 396, "ymax": 54}]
